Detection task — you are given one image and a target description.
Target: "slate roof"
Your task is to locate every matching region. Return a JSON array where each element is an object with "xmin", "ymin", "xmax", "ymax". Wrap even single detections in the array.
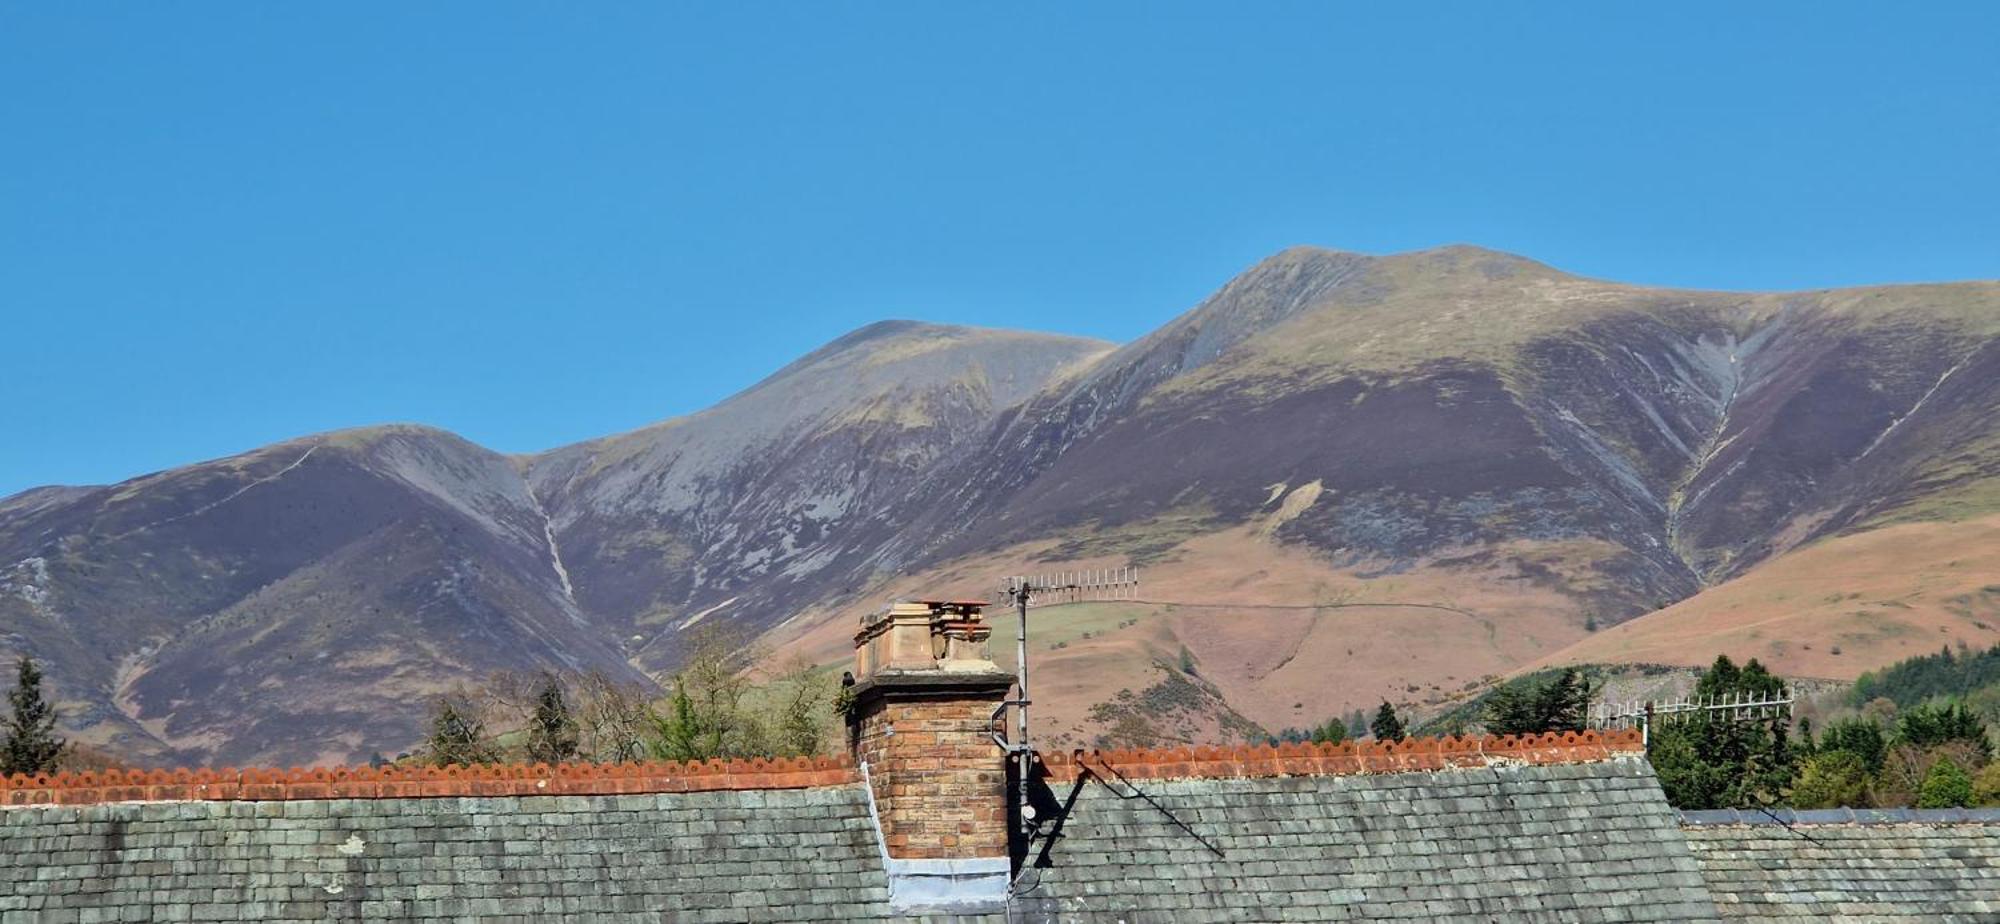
[
  {"xmin": 0, "ymin": 787, "xmax": 902, "ymax": 923},
  {"xmin": 1681, "ymin": 809, "xmax": 2000, "ymax": 922},
  {"xmin": 1008, "ymin": 756, "xmax": 1721, "ymax": 922},
  {"xmin": 10, "ymin": 751, "xmax": 1997, "ymax": 921}
]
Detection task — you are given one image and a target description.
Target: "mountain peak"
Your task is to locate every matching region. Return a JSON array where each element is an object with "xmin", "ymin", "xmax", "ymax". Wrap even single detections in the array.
[
  {"xmin": 314, "ymin": 422, "xmax": 461, "ymax": 448},
  {"xmin": 814, "ymin": 319, "xmax": 964, "ymax": 353},
  {"xmin": 1249, "ymin": 243, "xmax": 1557, "ymax": 279},
  {"xmin": 1391, "ymin": 243, "xmax": 1561, "ymax": 278},
  {"xmin": 808, "ymin": 318, "xmax": 1111, "ymax": 358}
]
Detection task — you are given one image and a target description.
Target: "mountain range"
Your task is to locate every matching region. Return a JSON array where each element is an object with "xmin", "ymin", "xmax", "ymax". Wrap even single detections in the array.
[{"xmin": 5, "ymin": 244, "xmax": 1996, "ymax": 765}]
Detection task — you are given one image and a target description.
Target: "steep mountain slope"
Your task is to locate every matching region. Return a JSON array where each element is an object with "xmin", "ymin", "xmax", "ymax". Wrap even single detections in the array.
[
  {"xmin": 895, "ymin": 247, "xmax": 1997, "ymax": 621},
  {"xmin": 4, "ymin": 246, "xmax": 1995, "ymax": 764},
  {"xmin": 525, "ymin": 322, "xmax": 1112, "ymax": 671},
  {"xmin": 769, "ymin": 247, "xmax": 1999, "ymax": 739},
  {"xmin": 0, "ymin": 327, "xmax": 1108, "ymax": 765},
  {"xmin": 0, "ymin": 426, "xmax": 641, "ymax": 765}
]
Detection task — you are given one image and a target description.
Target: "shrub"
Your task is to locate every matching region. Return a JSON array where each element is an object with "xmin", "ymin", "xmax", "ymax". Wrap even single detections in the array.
[
  {"xmin": 1787, "ymin": 751, "xmax": 1871, "ymax": 809},
  {"xmin": 1974, "ymin": 760, "xmax": 2000, "ymax": 807},
  {"xmin": 1918, "ymin": 758, "xmax": 1974, "ymax": 809},
  {"xmin": 1875, "ymin": 741, "xmax": 1986, "ymax": 808}
]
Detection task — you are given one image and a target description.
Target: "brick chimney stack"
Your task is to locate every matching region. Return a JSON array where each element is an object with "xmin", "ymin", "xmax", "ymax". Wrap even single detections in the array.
[{"xmin": 847, "ymin": 600, "xmax": 1014, "ymax": 913}]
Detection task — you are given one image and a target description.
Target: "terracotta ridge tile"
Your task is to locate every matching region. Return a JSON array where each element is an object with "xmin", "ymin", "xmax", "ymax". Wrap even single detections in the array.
[
  {"xmin": 0, "ymin": 753, "xmax": 860, "ymax": 806},
  {"xmin": 1041, "ymin": 729, "xmax": 1643, "ymax": 782}
]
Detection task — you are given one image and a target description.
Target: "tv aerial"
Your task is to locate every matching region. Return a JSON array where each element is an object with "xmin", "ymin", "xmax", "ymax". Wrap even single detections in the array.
[{"xmin": 992, "ymin": 567, "xmax": 1140, "ymax": 845}]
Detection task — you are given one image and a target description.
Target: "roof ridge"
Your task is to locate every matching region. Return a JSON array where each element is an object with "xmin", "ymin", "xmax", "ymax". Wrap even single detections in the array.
[
  {"xmin": 1041, "ymin": 729, "xmax": 1645, "ymax": 782},
  {"xmin": 1, "ymin": 755, "xmax": 859, "ymax": 807},
  {"xmin": 1682, "ymin": 806, "xmax": 2000, "ymax": 826}
]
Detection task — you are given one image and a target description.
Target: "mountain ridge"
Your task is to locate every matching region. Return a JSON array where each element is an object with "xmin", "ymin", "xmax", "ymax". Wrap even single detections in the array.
[{"xmin": 5, "ymin": 243, "xmax": 1996, "ymax": 765}]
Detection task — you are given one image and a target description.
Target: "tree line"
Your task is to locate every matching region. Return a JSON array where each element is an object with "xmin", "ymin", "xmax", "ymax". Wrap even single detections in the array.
[
  {"xmin": 13, "ymin": 631, "xmax": 1999, "ymax": 807},
  {"xmin": 420, "ymin": 627, "xmax": 836, "ymax": 768},
  {"xmin": 1268, "ymin": 701, "xmax": 1409, "ymax": 746},
  {"xmin": 1848, "ymin": 642, "xmax": 2000, "ymax": 722},
  {"xmin": 1294, "ymin": 652, "xmax": 2000, "ymax": 811},
  {"xmin": 1656, "ymin": 654, "xmax": 2000, "ymax": 809}
]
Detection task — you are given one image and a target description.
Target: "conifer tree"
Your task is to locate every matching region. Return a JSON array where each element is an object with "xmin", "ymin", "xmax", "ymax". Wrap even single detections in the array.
[
  {"xmin": 524, "ymin": 673, "xmax": 581, "ymax": 764},
  {"xmin": 1484, "ymin": 668, "xmax": 1594, "ymax": 736},
  {"xmin": 1371, "ymin": 701, "xmax": 1406, "ymax": 742},
  {"xmin": 1650, "ymin": 655, "xmax": 1801, "ymax": 809},
  {"xmin": 1896, "ymin": 702, "xmax": 1991, "ymax": 760},
  {"xmin": 3, "ymin": 656, "xmax": 65, "ymax": 776},
  {"xmin": 1817, "ymin": 717, "xmax": 1888, "ymax": 774},
  {"xmin": 1309, "ymin": 718, "xmax": 1347, "ymax": 745}
]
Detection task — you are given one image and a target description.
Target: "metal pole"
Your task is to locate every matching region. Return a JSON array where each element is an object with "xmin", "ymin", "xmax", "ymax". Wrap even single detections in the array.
[{"xmin": 1014, "ymin": 581, "xmax": 1032, "ymax": 844}]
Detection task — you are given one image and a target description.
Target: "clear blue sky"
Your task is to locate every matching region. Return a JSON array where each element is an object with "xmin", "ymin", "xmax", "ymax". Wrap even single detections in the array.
[{"xmin": 4, "ymin": 3, "xmax": 1997, "ymax": 495}]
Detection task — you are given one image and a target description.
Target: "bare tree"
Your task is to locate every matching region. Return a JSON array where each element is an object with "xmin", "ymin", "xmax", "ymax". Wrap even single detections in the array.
[
  {"xmin": 572, "ymin": 669, "xmax": 655, "ymax": 763},
  {"xmin": 767, "ymin": 656, "xmax": 832, "ymax": 757},
  {"xmin": 651, "ymin": 626, "xmax": 765, "ymax": 761},
  {"xmin": 424, "ymin": 689, "xmax": 500, "ymax": 767}
]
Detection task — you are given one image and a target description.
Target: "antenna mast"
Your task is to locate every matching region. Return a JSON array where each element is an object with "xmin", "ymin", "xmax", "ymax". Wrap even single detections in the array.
[
  {"xmin": 1591, "ymin": 688, "xmax": 1794, "ymax": 746},
  {"xmin": 996, "ymin": 567, "xmax": 1139, "ymax": 851}
]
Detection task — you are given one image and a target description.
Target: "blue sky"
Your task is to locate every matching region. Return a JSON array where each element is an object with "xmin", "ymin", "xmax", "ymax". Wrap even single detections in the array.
[{"xmin": 3, "ymin": 3, "xmax": 1997, "ymax": 495}]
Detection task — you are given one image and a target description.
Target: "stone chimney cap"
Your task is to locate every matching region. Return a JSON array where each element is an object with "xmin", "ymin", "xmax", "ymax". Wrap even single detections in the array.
[{"xmin": 859, "ymin": 600, "xmax": 987, "ymax": 626}]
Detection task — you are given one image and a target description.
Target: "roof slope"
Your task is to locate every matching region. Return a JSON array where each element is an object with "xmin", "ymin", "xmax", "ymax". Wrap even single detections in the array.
[
  {"xmin": 11, "ymin": 747, "xmax": 2000, "ymax": 921},
  {"xmin": 0, "ymin": 785, "xmax": 901, "ymax": 923},
  {"xmin": 1682, "ymin": 810, "xmax": 2000, "ymax": 921},
  {"xmin": 1012, "ymin": 757, "xmax": 1720, "ymax": 922}
]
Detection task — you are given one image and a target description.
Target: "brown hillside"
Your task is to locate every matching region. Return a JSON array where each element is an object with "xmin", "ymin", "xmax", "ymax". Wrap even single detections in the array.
[{"xmin": 1529, "ymin": 513, "xmax": 2000, "ymax": 680}]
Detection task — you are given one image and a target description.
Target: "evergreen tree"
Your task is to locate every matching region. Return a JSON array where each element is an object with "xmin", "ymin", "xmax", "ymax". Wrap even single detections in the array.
[
  {"xmin": 1649, "ymin": 655, "xmax": 1800, "ymax": 809},
  {"xmin": 1269, "ymin": 720, "xmax": 1348, "ymax": 747},
  {"xmin": 1309, "ymin": 718, "xmax": 1347, "ymax": 745},
  {"xmin": 1917, "ymin": 758, "xmax": 1974, "ymax": 809},
  {"xmin": 1694, "ymin": 655, "xmax": 1786, "ymax": 699},
  {"xmin": 1484, "ymin": 669, "xmax": 1593, "ymax": 735},
  {"xmin": 1895, "ymin": 701, "xmax": 1991, "ymax": 760},
  {"xmin": 1482, "ymin": 682, "xmax": 1534, "ymax": 736},
  {"xmin": 3, "ymin": 656, "xmax": 65, "ymax": 776},
  {"xmin": 524, "ymin": 673, "xmax": 581, "ymax": 764},
  {"xmin": 1817, "ymin": 717, "xmax": 1888, "ymax": 775},
  {"xmin": 1371, "ymin": 702, "xmax": 1406, "ymax": 742},
  {"xmin": 425, "ymin": 694, "xmax": 499, "ymax": 767},
  {"xmin": 1850, "ymin": 643, "xmax": 2000, "ymax": 710}
]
